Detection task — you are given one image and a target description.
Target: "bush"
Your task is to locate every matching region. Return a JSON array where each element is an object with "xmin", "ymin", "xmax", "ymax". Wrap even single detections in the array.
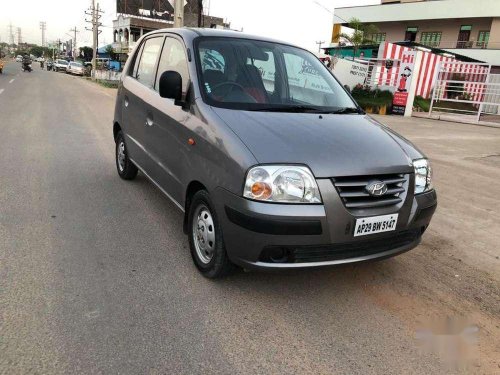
[
  {"xmin": 350, "ymin": 84, "xmax": 393, "ymax": 109},
  {"xmin": 414, "ymin": 96, "xmax": 430, "ymax": 112}
]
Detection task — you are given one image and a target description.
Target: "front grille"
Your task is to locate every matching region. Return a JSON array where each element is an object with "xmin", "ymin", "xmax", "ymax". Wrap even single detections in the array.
[
  {"xmin": 332, "ymin": 173, "xmax": 408, "ymax": 209},
  {"xmin": 260, "ymin": 229, "xmax": 420, "ymax": 263}
]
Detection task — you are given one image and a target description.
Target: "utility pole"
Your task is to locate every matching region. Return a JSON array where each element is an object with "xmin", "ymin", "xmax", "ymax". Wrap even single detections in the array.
[
  {"xmin": 85, "ymin": 0, "xmax": 103, "ymax": 80},
  {"xmin": 316, "ymin": 40, "xmax": 325, "ymax": 53},
  {"xmin": 8, "ymin": 23, "xmax": 15, "ymax": 46},
  {"xmin": 17, "ymin": 27, "xmax": 22, "ymax": 46},
  {"xmin": 174, "ymin": 0, "xmax": 184, "ymax": 28},
  {"xmin": 40, "ymin": 21, "xmax": 47, "ymax": 47},
  {"xmin": 69, "ymin": 26, "xmax": 79, "ymax": 61}
]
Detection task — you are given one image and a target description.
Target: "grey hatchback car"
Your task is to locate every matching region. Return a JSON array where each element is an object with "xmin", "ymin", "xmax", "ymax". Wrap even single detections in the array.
[{"xmin": 113, "ymin": 28, "xmax": 437, "ymax": 278}]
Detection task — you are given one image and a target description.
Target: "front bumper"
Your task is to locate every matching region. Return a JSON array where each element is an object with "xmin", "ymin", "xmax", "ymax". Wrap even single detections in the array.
[{"xmin": 213, "ymin": 181, "xmax": 437, "ymax": 270}]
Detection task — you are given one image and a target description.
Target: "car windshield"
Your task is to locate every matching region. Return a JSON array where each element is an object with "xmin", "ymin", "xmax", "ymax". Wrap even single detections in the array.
[
  {"xmin": 195, "ymin": 37, "xmax": 358, "ymax": 113},
  {"xmin": 72, "ymin": 62, "xmax": 83, "ymax": 67}
]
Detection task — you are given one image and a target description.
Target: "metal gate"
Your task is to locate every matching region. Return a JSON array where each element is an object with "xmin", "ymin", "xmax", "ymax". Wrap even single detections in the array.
[{"xmin": 429, "ymin": 62, "xmax": 500, "ymax": 124}]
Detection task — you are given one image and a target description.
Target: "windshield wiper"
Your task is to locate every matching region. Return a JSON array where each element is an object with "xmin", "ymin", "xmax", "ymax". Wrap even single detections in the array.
[
  {"xmin": 247, "ymin": 105, "xmax": 362, "ymax": 114},
  {"xmin": 327, "ymin": 107, "xmax": 363, "ymax": 114},
  {"xmin": 249, "ymin": 105, "xmax": 331, "ymax": 113}
]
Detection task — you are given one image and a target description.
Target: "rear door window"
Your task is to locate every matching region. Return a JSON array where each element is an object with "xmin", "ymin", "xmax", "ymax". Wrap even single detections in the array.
[{"xmin": 135, "ymin": 37, "xmax": 163, "ymax": 88}]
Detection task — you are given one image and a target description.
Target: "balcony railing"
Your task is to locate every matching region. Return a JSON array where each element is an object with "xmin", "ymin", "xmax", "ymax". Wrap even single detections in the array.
[{"xmin": 417, "ymin": 40, "xmax": 499, "ymax": 50}]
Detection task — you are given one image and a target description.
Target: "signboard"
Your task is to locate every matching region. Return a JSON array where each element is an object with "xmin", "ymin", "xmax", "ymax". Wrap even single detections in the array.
[
  {"xmin": 116, "ymin": 0, "xmax": 174, "ymax": 20},
  {"xmin": 330, "ymin": 58, "xmax": 368, "ymax": 90},
  {"xmin": 392, "ymin": 50, "xmax": 415, "ymax": 115}
]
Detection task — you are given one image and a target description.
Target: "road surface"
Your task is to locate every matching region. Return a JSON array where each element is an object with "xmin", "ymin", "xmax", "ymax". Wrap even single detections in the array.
[{"xmin": 1, "ymin": 61, "xmax": 499, "ymax": 374}]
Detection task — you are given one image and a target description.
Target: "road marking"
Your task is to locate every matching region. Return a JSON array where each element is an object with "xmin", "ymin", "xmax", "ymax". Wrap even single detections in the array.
[
  {"xmin": 9, "ymin": 79, "xmax": 15, "ymax": 83},
  {"xmin": 0, "ymin": 89, "xmax": 4, "ymax": 95}
]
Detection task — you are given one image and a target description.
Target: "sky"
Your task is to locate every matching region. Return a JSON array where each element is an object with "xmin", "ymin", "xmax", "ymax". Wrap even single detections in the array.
[{"xmin": 0, "ymin": 0, "xmax": 378, "ymax": 52}]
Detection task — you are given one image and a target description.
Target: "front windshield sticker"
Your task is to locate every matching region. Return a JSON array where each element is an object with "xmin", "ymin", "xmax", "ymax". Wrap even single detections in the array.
[
  {"xmin": 204, "ymin": 82, "xmax": 212, "ymax": 93},
  {"xmin": 201, "ymin": 49, "xmax": 225, "ymax": 72}
]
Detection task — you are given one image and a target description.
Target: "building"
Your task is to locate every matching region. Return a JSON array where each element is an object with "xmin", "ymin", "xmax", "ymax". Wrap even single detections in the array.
[
  {"xmin": 333, "ymin": 0, "xmax": 500, "ymax": 65},
  {"xmin": 112, "ymin": 0, "xmax": 228, "ymax": 55}
]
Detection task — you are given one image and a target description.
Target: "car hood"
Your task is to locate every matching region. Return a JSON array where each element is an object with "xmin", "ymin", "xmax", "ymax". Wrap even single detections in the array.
[{"xmin": 212, "ymin": 108, "xmax": 420, "ymax": 178}]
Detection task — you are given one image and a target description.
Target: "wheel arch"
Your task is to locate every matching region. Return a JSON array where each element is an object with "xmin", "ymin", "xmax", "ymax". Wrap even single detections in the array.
[
  {"xmin": 113, "ymin": 122, "xmax": 122, "ymax": 141},
  {"xmin": 183, "ymin": 180, "xmax": 208, "ymax": 234}
]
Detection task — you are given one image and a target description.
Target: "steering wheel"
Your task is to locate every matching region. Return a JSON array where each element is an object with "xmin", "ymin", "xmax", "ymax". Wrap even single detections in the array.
[{"xmin": 210, "ymin": 81, "xmax": 246, "ymax": 100}]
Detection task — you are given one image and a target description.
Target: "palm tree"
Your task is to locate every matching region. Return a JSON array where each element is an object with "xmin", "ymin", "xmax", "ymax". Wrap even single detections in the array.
[{"xmin": 336, "ymin": 18, "xmax": 379, "ymax": 58}]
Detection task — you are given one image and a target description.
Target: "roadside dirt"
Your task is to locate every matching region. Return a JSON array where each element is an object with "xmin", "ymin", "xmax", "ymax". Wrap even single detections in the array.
[{"xmin": 370, "ymin": 115, "xmax": 500, "ymax": 373}]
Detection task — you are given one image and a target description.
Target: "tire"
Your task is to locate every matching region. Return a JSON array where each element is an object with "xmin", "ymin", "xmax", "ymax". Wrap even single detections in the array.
[
  {"xmin": 188, "ymin": 190, "xmax": 234, "ymax": 278},
  {"xmin": 115, "ymin": 131, "xmax": 138, "ymax": 180}
]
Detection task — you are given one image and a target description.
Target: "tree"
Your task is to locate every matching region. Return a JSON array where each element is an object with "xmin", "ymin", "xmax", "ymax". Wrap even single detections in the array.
[
  {"xmin": 335, "ymin": 18, "xmax": 379, "ymax": 58},
  {"xmin": 105, "ymin": 45, "xmax": 116, "ymax": 60},
  {"xmin": 79, "ymin": 46, "xmax": 93, "ymax": 61},
  {"xmin": 29, "ymin": 45, "xmax": 50, "ymax": 58}
]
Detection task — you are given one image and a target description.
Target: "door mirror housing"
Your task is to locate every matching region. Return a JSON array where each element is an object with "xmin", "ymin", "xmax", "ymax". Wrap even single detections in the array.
[{"xmin": 159, "ymin": 70, "xmax": 183, "ymax": 106}]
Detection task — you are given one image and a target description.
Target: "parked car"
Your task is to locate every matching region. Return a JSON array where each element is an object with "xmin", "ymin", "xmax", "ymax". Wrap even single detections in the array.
[
  {"xmin": 113, "ymin": 29, "xmax": 437, "ymax": 278},
  {"xmin": 53, "ymin": 59, "xmax": 69, "ymax": 72},
  {"xmin": 16, "ymin": 55, "xmax": 23, "ymax": 62},
  {"xmin": 66, "ymin": 61, "xmax": 85, "ymax": 76}
]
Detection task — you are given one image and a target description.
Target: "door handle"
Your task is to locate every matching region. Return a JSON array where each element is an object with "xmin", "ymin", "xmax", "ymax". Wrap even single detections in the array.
[
  {"xmin": 124, "ymin": 96, "xmax": 129, "ymax": 107},
  {"xmin": 146, "ymin": 114, "xmax": 154, "ymax": 127}
]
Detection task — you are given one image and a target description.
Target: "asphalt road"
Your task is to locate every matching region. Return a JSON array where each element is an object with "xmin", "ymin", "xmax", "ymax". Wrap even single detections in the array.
[{"xmin": 1, "ymin": 61, "xmax": 499, "ymax": 374}]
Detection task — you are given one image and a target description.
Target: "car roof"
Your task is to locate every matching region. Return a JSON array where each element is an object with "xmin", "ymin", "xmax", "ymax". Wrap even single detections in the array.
[{"xmin": 146, "ymin": 27, "xmax": 300, "ymax": 49}]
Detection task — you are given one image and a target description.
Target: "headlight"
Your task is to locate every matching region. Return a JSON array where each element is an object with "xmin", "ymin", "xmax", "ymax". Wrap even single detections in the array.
[
  {"xmin": 413, "ymin": 159, "xmax": 433, "ymax": 194},
  {"xmin": 243, "ymin": 165, "xmax": 322, "ymax": 203}
]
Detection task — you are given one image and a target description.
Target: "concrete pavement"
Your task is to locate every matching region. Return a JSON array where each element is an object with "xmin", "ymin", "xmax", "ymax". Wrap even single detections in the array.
[{"xmin": 0, "ymin": 61, "xmax": 498, "ymax": 374}]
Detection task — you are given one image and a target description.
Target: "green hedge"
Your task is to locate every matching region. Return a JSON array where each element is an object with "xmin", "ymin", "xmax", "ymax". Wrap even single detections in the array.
[{"xmin": 351, "ymin": 85, "xmax": 393, "ymax": 108}]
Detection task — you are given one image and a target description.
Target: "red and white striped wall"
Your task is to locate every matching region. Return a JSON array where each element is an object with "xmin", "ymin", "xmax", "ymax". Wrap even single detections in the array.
[{"xmin": 376, "ymin": 42, "xmax": 489, "ymax": 101}]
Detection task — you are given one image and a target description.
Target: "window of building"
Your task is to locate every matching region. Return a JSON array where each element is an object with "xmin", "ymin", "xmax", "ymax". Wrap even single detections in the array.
[
  {"xmin": 155, "ymin": 37, "xmax": 189, "ymax": 94},
  {"xmin": 405, "ymin": 27, "xmax": 418, "ymax": 42},
  {"xmin": 370, "ymin": 33, "xmax": 386, "ymax": 43},
  {"xmin": 420, "ymin": 32, "xmax": 442, "ymax": 47},
  {"xmin": 477, "ymin": 31, "xmax": 490, "ymax": 48},
  {"xmin": 457, "ymin": 25, "xmax": 472, "ymax": 48},
  {"xmin": 135, "ymin": 37, "xmax": 163, "ymax": 87}
]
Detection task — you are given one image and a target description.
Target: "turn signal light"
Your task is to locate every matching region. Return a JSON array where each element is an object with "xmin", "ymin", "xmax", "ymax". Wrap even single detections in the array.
[{"xmin": 251, "ymin": 182, "xmax": 272, "ymax": 200}]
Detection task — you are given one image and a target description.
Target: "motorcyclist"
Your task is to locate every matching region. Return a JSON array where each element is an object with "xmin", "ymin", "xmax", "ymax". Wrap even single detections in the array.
[{"xmin": 22, "ymin": 54, "xmax": 32, "ymax": 71}]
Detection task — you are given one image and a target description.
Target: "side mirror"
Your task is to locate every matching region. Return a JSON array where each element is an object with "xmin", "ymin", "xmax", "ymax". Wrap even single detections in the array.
[{"xmin": 159, "ymin": 70, "xmax": 183, "ymax": 105}]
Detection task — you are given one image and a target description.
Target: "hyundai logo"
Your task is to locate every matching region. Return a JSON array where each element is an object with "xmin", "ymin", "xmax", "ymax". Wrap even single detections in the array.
[{"xmin": 366, "ymin": 181, "xmax": 388, "ymax": 196}]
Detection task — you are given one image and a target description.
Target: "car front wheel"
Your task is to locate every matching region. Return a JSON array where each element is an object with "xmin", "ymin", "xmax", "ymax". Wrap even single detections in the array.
[
  {"xmin": 188, "ymin": 190, "xmax": 234, "ymax": 278},
  {"xmin": 115, "ymin": 131, "xmax": 138, "ymax": 180}
]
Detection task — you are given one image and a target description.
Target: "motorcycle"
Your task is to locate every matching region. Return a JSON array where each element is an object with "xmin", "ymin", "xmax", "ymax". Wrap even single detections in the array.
[
  {"xmin": 22, "ymin": 63, "xmax": 32, "ymax": 72},
  {"xmin": 46, "ymin": 61, "xmax": 53, "ymax": 71}
]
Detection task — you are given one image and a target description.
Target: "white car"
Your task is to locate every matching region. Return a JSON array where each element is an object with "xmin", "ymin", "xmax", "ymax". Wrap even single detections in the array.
[
  {"xmin": 54, "ymin": 59, "xmax": 69, "ymax": 72},
  {"xmin": 66, "ymin": 61, "xmax": 85, "ymax": 76}
]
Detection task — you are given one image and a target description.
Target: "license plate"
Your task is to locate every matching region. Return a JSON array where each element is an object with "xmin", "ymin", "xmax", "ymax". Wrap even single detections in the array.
[{"xmin": 354, "ymin": 214, "xmax": 398, "ymax": 237}]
